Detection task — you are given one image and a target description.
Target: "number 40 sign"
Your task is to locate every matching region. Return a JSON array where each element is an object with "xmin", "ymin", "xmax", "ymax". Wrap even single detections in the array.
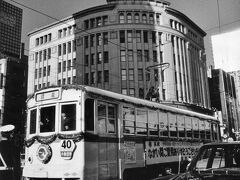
[{"xmin": 60, "ymin": 139, "xmax": 76, "ymax": 160}]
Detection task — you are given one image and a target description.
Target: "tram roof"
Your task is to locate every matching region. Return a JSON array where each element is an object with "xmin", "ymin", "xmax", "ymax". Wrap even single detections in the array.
[{"xmin": 81, "ymin": 86, "xmax": 218, "ymax": 122}]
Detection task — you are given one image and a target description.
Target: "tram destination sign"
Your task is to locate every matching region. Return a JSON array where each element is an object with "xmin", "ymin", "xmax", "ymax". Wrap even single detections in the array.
[
  {"xmin": 145, "ymin": 141, "xmax": 202, "ymax": 165},
  {"xmin": 35, "ymin": 89, "xmax": 60, "ymax": 102}
]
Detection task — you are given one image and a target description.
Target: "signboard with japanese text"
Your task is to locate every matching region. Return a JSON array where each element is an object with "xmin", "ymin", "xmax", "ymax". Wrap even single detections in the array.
[{"xmin": 145, "ymin": 141, "xmax": 202, "ymax": 165}]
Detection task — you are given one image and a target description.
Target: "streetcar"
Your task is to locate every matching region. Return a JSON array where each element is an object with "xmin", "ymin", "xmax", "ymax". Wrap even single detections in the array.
[{"xmin": 22, "ymin": 85, "xmax": 220, "ymax": 180}]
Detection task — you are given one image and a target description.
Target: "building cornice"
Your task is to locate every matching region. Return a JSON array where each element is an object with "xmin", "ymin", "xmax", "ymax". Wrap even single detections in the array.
[
  {"xmin": 166, "ymin": 7, "xmax": 206, "ymax": 37},
  {"xmin": 73, "ymin": 4, "xmax": 116, "ymax": 19}
]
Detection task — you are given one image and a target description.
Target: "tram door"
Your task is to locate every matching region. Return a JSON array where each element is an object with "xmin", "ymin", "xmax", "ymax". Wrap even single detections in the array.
[{"xmin": 97, "ymin": 102, "xmax": 118, "ymax": 180}]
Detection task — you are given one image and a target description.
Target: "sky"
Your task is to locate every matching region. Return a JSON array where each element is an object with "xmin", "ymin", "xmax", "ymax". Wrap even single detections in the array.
[{"xmin": 6, "ymin": 0, "xmax": 240, "ymax": 72}]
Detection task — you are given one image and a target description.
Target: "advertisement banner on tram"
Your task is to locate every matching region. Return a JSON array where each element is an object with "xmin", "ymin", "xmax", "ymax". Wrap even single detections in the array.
[{"xmin": 145, "ymin": 141, "xmax": 203, "ymax": 165}]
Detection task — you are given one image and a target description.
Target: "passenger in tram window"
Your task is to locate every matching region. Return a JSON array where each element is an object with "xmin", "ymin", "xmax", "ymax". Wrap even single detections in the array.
[
  {"xmin": 40, "ymin": 117, "xmax": 53, "ymax": 132},
  {"xmin": 61, "ymin": 112, "xmax": 73, "ymax": 131}
]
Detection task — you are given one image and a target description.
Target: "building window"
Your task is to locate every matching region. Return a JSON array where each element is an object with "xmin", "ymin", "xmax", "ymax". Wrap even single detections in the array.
[
  {"xmin": 97, "ymin": 71, "xmax": 102, "ymax": 83},
  {"xmin": 119, "ymin": 13, "xmax": 125, "ymax": 23},
  {"xmin": 104, "ymin": 70, "xmax": 109, "ymax": 82},
  {"xmin": 35, "ymin": 69, "xmax": 38, "ymax": 79},
  {"xmin": 122, "ymin": 89, "xmax": 127, "ymax": 95},
  {"xmin": 142, "ymin": 14, "xmax": 147, "ymax": 23},
  {"xmin": 127, "ymin": 30, "xmax": 133, "ymax": 43},
  {"xmin": 67, "ymin": 60, "xmax": 71, "ymax": 70},
  {"xmin": 143, "ymin": 31, "xmax": 148, "ymax": 43},
  {"xmin": 128, "ymin": 50, "xmax": 133, "ymax": 61},
  {"xmin": 58, "ymin": 29, "xmax": 62, "ymax": 38},
  {"xmin": 129, "ymin": 69, "xmax": 134, "ymax": 81},
  {"xmin": 47, "ymin": 66, "xmax": 50, "ymax": 76},
  {"xmin": 68, "ymin": 41, "xmax": 71, "ymax": 53},
  {"xmin": 85, "ymin": 36, "xmax": 89, "ymax": 48},
  {"xmin": 134, "ymin": 13, "xmax": 140, "ymax": 23},
  {"xmin": 90, "ymin": 19, "xmax": 95, "ymax": 28},
  {"xmin": 121, "ymin": 69, "xmax": 127, "ymax": 80},
  {"xmin": 156, "ymin": 13, "xmax": 160, "ymax": 25},
  {"xmin": 137, "ymin": 50, "xmax": 142, "ymax": 62},
  {"xmin": 127, "ymin": 13, "xmax": 132, "ymax": 23},
  {"xmin": 90, "ymin": 34, "xmax": 95, "ymax": 47},
  {"xmin": 129, "ymin": 89, "xmax": 135, "ymax": 96},
  {"xmin": 103, "ymin": 16, "xmax": 108, "ymax": 25},
  {"xmin": 97, "ymin": 52, "xmax": 102, "ymax": 64},
  {"xmin": 97, "ymin": 33, "xmax": 102, "ymax": 46},
  {"xmin": 104, "ymin": 51, "xmax": 109, "ymax": 63},
  {"xmin": 84, "ymin": 20, "xmax": 89, "ymax": 29},
  {"xmin": 96, "ymin": 17, "xmax": 102, "ymax": 27},
  {"xmin": 43, "ymin": 67, "xmax": 46, "ymax": 77},
  {"xmin": 48, "ymin": 48, "xmax": 51, "ymax": 59},
  {"xmin": 138, "ymin": 69, "xmax": 143, "ymax": 81},
  {"xmin": 120, "ymin": 50, "xmax": 126, "ymax": 62},
  {"xmin": 43, "ymin": 49, "xmax": 47, "ymax": 61},
  {"xmin": 36, "ymin": 38, "xmax": 39, "ymax": 46},
  {"xmin": 103, "ymin": 32, "xmax": 108, "ymax": 45},
  {"xmin": 39, "ymin": 68, "xmax": 42, "ymax": 78},
  {"xmin": 38, "ymin": 51, "xmax": 42, "ymax": 62},
  {"xmin": 152, "ymin": 31, "xmax": 156, "ymax": 44},
  {"xmin": 73, "ymin": 58, "xmax": 76, "ymax": 69},
  {"xmin": 144, "ymin": 50, "xmax": 149, "ymax": 62},
  {"xmin": 149, "ymin": 14, "xmax": 154, "ymax": 24},
  {"xmin": 153, "ymin": 50, "xmax": 157, "ymax": 62},
  {"xmin": 136, "ymin": 30, "xmax": 141, "ymax": 43},
  {"xmin": 120, "ymin": 30, "xmax": 125, "ymax": 43},
  {"xmin": 63, "ymin": 43, "xmax": 66, "ymax": 55},
  {"xmin": 85, "ymin": 55, "xmax": 89, "ymax": 66},
  {"xmin": 48, "ymin": 33, "xmax": 52, "ymax": 42},
  {"xmin": 35, "ymin": 52, "xmax": 38, "ymax": 63},
  {"xmin": 73, "ymin": 40, "xmax": 76, "ymax": 51},
  {"xmin": 146, "ymin": 72, "xmax": 150, "ymax": 81},
  {"xmin": 91, "ymin": 72, "xmax": 95, "ymax": 84},
  {"xmin": 85, "ymin": 73, "xmax": 89, "ymax": 85},
  {"xmin": 63, "ymin": 61, "xmax": 66, "ymax": 72},
  {"xmin": 91, "ymin": 54, "xmax": 95, "ymax": 65},
  {"xmin": 58, "ymin": 62, "xmax": 61, "ymax": 73}
]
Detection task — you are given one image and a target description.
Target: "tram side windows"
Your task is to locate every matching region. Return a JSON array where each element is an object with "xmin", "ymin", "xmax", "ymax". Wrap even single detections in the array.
[
  {"xmin": 200, "ymin": 120, "xmax": 206, "ymax": 140},
  {"xmin": 29, "ymin": 109, "xmax": 37, "ymax": 134},
  {"xmin": 178, "ymin": 115, "xmax": 186, "ymax": 138},
  {"xmin": 193, "ymin": 118, "xmax": 200, "ymax": 139},
  {"xmin": 136, "ymin": 109, "xmax": 147, "ymax": 135},
  {"xmin": 97, "ymin": 102, "xmax": 117, "ymax": 134},
  {"xmin": 148, "ymin": 110, "xmax": 158, "ymax": 136},
  {"xmin": 40, "ymin": 106, "xmax": 55, "ymax": 133},
  {"xmin": 159, "ymin": 112, "xmax": 168, "ymax": 137},
  {"xmin": 168, "ymin": 113, "xmax": 177, "ymax": 137},
  {"xmin": 61, "ymin": 104, "xmax": 76, "ymax": 131},
  {"xmin": 85, "ymin": 98, "xmax": 94, "ymax": 131},
  {"xmin": 123, "ymin": 106, "xmax": 135, "ymax": 135},
  {"xmin": 185, "ymin": 117, "xmax": 193, "ymax": 139},
  {"xmin": 205, "ymin": 121, "xmax": 211, "ymax": 140}
]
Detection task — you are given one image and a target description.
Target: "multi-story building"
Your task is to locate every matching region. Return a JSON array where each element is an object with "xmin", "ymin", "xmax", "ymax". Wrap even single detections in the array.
[
  {"xmin": 209, "ymin": 69, "xmax": 239, "ymax": 139},
  {"xmin": 0, "ymin": 0, "xmax": 22, "ymax": 58},
  {"xmin": 28, "ymin": 0, "xmax": 211, "ymax": 114}
]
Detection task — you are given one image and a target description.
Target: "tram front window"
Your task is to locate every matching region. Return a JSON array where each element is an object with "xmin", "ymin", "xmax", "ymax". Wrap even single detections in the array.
[
  {"xmin": 40, "ymin": 106, "xmax": 55, "ymax": 133},
  {"xmin": 61, "ymin": 104, "xmax": 76, "ymax": 131}
]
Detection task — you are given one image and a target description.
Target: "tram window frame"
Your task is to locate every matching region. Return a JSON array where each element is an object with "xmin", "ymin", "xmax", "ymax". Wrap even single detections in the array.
[
  {"xmin": 85, "ymin": 98, "xmax": 95, "ymax": 132},
  {"xmin": 205, "ymin": 121, "xmax": 211, "ymax": 140},
  {"xmin": 178, "ymin": 115, "xmax": 186, "ymax": 138},
  {"xmin": 185, "ymin": 116, "xmax": 193, "ymax": 139},
  {"xmin": 159, "ymin": 111, "xmax": 168, "ymax": 137},
  {"xmin": 148, "ymin": 110, "xmax": 159, "ymax": 136},
  {"xmin": 168, "ymin": 113, "xmax": 177, "ymax": 137},
  {"xmin": 40, "ymin": 105, "xmax": 56, "ymax": 133},
  {"xmin": 123, "ymin": 106, "xmax": 135, "ymax": 135},
  {"xmin": 29, "ymin": 108, "xmax": 37, "ymax": 135},
  {"xmin": 136, "ymin": 109, "xmax": 147, "ymax": 136},
  {"xmin": 200, "ymin": 120, "xmax": 206, "ymax": 140},
  {"xmin": 193, "ymin": 118, "xmax": 200, "ymax": 139},
  {"xmin": 60, "ymin": 103, "xmax": 77, "ymax": 132},
  {"xmin": 97, "ymin": 101, "xmax": 117, "ymax": 135}
]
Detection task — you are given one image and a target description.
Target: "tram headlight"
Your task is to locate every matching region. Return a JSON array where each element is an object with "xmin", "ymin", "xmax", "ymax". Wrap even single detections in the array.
[{"xmin": 36, "ymin": 144, "xmax": 52, "ymax": 164}]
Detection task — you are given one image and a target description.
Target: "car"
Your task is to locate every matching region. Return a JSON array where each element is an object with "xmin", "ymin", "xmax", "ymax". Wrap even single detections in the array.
[{"xmin": 153, "ymin": 141, "xmax": 240, "ymax": 180}]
